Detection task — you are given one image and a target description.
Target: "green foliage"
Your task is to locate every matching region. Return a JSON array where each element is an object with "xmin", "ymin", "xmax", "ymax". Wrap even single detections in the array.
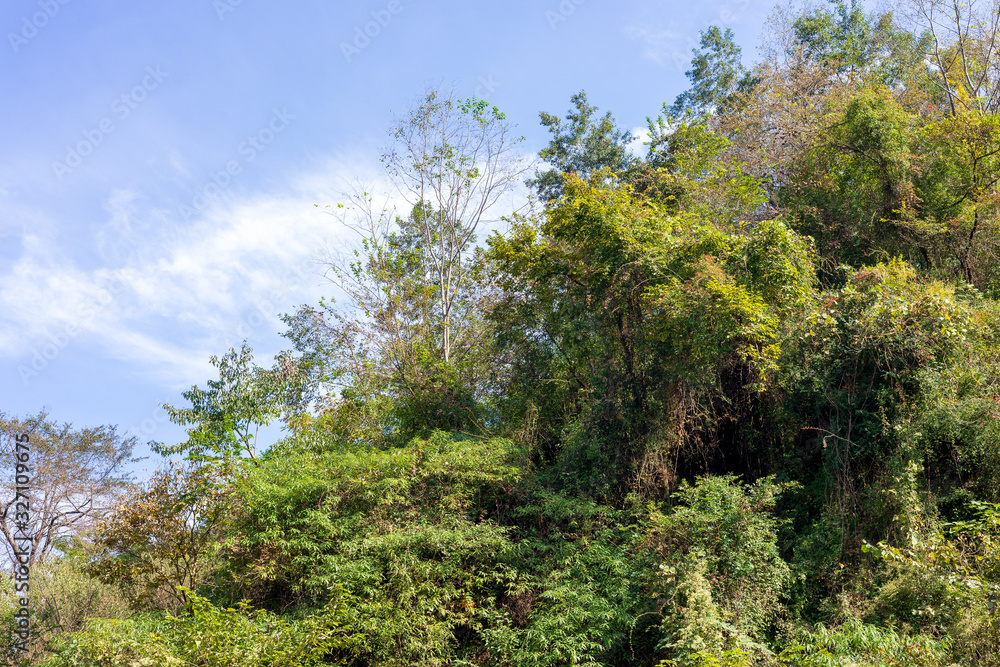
[
  {"xmin": 484, "ymin": 567, "xmax": 617, "ymax": 666},
  {"xmin": 220, "ymin": 432, "xmax": 522, "ymax": 665},
  {"xmin": 489, "ymin": 174, "xmax": 813, "ymax": 495},
  {"xmin": 899, "ymin": 361, "xmax": 1000, "ymax": 502},
  {"xmin": 668, "ymin": 26, "xmax": 755, "ymax": 119},
  {"xmin": 41, "ymin": 586, "xmax": 353, "ymax": 667},
  {"xmin": 481, "ymin": 490, "xmax": 653, "ymax": 666},
  {"xmin": 782, "ymin": 261, "xmax": 974, "ymax": 426},
  {"xmin": 644, "ymin": 253, "xmax": 779, "ymax": 391},
  {"xmin": 0, "ymin": 553, "xmax": 130, "ymax": 666},
  {"xmin": 644, "ymin": 119, "xmax": 767, "ymax": 224},
  {"xmin": 913, "ymin": 111, "xmax": 1000, "ymax": 288},
  {"xmin": 658, "ymin": 648, "xmax": 753, "ymax": 667},
  {"xmin": 36, "ymin": 8, "xmax": 1000, "ymax": 664},
  {"xmin": 864, "ymin": 502, "xmax": 1000, "ymax": 665},
  {"xmin": 645, "ymin": 476, "xmax": 793, "ymax": 665},
  {"xmin": 777, "ymin": 618, "xmax": 951, "ymax": 666},
  {"xmin": 783, "ymin": 509, "xmax": 844, "ymax": 621},
  {"xmin": 774, "ymin": 257, "xmax": 1000, "ymax": 576},
  {"xmin": 783, "ymin": 87, "xmax": 918, "ymax": 270},
  {"xmin": 529, "ymin": 90, "xmax": 637, "ymax": 202},
  {"xmin": 153, "ymin": 343, "xmax": 303, "ymax": 462},
  {"xmin": 87, "ymin": 463, "xmax": 232, "ymax": 610},
  {"xmin": 790, "ymin": 0, "xmax": 928, "ymax": 84}
]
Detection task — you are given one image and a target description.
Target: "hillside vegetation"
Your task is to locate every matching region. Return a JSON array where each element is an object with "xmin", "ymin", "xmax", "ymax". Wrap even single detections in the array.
[{"xmin": 6, "ymin": 1, "xmax": 1000, "ymax": 665}]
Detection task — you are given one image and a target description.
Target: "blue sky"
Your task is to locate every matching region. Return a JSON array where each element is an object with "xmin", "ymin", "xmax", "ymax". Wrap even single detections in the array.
[{"xmin": 0, "ymin": 0, "xmax": 773, "ymax": 473}]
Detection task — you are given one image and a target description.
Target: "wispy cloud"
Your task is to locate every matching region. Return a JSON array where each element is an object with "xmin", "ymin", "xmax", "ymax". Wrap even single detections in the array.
[{"xmin": 0, "ymin": 155, "xmax": 390, "ymax": 386}]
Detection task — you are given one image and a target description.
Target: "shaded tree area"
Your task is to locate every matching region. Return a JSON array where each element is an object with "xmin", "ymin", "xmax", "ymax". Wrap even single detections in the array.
[{"xmin": 15, "ymin": 3, "xmax": 1000, "ymax": 665}]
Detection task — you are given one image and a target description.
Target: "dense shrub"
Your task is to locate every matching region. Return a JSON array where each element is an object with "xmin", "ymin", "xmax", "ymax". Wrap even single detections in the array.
[{"xmin": 41, "ymin": 586, "xmax": 353, "ymax": 667}]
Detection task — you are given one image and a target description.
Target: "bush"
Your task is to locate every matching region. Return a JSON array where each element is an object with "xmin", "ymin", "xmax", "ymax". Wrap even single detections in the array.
[
  {"xmin": 41, "ymin": 586, "xmax": 353, "ymax": 667},
  {"xmin": 223, "ymin": 432, "xmax": 523, "ymax": 665},
  {"xmin": 865, "ymin": 501, "xmax": 1000, "ymax": 666},
  {"xmin": 777, "ymin": 618, "xmax": 950, "ymax": 666},
  {"xmin": 482, "ymin": 493, "xmax": 649, "ymax": 666}
]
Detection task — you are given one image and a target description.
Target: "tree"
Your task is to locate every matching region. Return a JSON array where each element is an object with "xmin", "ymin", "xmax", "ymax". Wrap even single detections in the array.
[
  {"xmin": 903, "ymin": 0, "xmax": 1000, "ymax": 116},
  {"xmin": 486, "ymin": 173, "xmax": 814, "ymax": 497},
  {"xmin": 153, "ymin": 342, "xmax": 305, "ymax": 462},
  {"xmin": 668, "ymin": 26, "xmax": 755, "ymax": 119},
  {"xmin": 791, "ymin": 0, "xmax": 929, "ymax": 84},
  {"xmin": 527, "ymin": 90, "xmax": 636, "ymax": 202},
  {"xmin": 381, "ymin": 89, "xmax": 527, "ymax": 364},
  {"xmin": 676, "ymin": 4, "xmax": 927, "ymax": 233},
  {"xmin": 643, "ymin": 118, "xmax": 767, "ymax": 224},
  {"xmin": 0, "ymin": 411, "xmax": 137, "ymax": 571},
  {"xmin": 864, "ymin": 501, "xmax": 1000, "ymax": 663},
  {"xmin": 778, "ymin": 86, "xmax": 920, "ymax": 270},
  {"xmin": 914, "ymin": 111, "xmax": 1000, "ymax": 286},
  {"xmin": 285, "ymin": 89, "xmax": 525, "ymax": 442},
  {"xmin": 88, "ymin": 463, "xmax": 229, "ymax": 610}
]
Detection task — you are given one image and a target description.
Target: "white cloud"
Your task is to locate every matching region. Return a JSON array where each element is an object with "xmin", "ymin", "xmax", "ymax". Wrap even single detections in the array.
[
  {"xmin": 628, "ymin": 126, "xmax": 651, "ymax": 157},
  {"xmin": 96, "ymin": 188, "xmax": 139, "ymax": 255},
  {"xmin": 0, "ymin": 156, "xmax": 380, "ymax": 385}
]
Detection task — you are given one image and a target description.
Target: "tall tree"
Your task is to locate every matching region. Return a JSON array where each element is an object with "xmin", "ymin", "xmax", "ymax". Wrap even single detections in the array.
[
  {"xmin": 381, "ymin": 90, "xmax": 525, "ymax": 364},
  {"xmin": 285, "ymin": 89, "xmax": 524, "ymax": 442},
  {"xmin": 487, "ymin": 174, "xmax": 814, "ymax": 497},
  {"xmin": 88, "ymin": 463, "xmax": 229, "ymax": 610},
  {"xmin": 904, "ymin": 0, "xmax": 1000, "ymax": 115},
  {"xmin": 152, "ymin": 343, "xmax": 305, "ymax": 463}
]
